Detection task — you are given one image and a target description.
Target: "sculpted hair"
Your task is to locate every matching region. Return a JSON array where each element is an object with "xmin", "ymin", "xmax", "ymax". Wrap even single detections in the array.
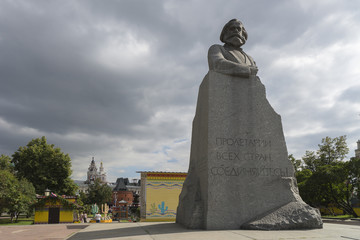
[{"xmin": 220, "ymin": 19, "xmax": 248, "ymax": 43}]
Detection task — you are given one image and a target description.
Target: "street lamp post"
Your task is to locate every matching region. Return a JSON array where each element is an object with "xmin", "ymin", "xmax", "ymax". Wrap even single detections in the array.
[
  {"xmin": 114, "ymin": 191, "xmax": 117, "ymax": 207},
  {"xmin": 44, "ymin": 188, "xmax": 51, "ymax": 197}
]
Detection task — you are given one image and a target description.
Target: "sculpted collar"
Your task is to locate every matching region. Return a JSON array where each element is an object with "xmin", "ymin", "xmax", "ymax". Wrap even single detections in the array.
[{"xmin": 224, "ymin": 43, "xmax": 243, "ymax": 52}]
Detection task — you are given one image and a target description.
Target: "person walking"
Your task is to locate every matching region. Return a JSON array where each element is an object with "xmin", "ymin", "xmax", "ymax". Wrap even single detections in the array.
[
  {"xmin": 80, "ymin": 212, "xmax": 84, "ymax": 223},
  {"xmin": 95, "ymin": 212, "xmax": 101, "ymax": 223}
]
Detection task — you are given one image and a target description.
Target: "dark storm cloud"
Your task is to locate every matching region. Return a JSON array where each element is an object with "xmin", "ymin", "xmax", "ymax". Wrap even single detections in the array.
[
  {"xmin": 0, "ymin": 1, "xmax": 159, "ymax": 136},
  {"xmin": 0, "ymin": 0, "xmax": 201, "ymax": 178},
  {"xmin": 1, "ymin": 0, "xmax": 360, "ymax": 180}
]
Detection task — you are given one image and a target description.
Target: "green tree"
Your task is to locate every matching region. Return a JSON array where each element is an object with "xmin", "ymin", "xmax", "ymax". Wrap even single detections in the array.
[
  {"xmin": 0, "ymin": 154, "xmax": 13, "ymax": 172},
  {"xmin": 348, "ymin": 157, "xmax": 360, "ymax": 201},
  {"xmin": 0, "ymin": 169, "xmax": 17, "ymax": 214},
  {"xmin": 78, "ymin": 191, "xmax": 88, "ymax": 204},
  {"xmin": 12, "ymin": 136, "xmax": 77, "ymax": 195},
  {"xmin": 7, "ymin": 178, "xmax": 36, "ymax": 222},
  {"xmin": 295, "ymin": 169, "xmax": 316, "ymax": 205},
  {"xmin": 289, "ymin": 154, "xmax": 302, "ymax": 172},
  {"xmin": 302, "ymin": 136, "xmax": 349, "ymax": 173},
  {"xmin": 77, "ymin": 191, "xmax": 91, "ymax": 214},
  {"xmin": 317, "ymin": 136, "xmax": 349, "ymax": 165},
  {"xmin": 302, "ymin": 150, "xmax": 318, "ymax": 172},
  {"xmin": 0, "ymin": 170, "xmax": 36, "ymax": 222},
  {"xmin": 312, "ymin": 163, "xmax": 356, "ymax": 217},
  {"xmin": 298, "ymin": 135, "xmax": 358, "ymax": 217},
  {"xmin": 86, "ymin": 179, "xmax": 112, "ymax": 206}
]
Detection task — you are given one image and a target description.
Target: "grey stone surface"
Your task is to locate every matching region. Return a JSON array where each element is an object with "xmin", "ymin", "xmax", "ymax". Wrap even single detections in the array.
[
  {"xmin": 242, "ymin": 202, "xmax": 323, "ymax": 230},
  {"xmin": 176, "ymin": 19, "xmax": 322, "ymax": 230}
]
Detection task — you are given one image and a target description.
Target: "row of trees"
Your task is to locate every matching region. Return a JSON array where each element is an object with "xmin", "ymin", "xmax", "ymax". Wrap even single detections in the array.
[
  {"xmin": 1, "ymin": 136, "xmax": 114, "ymax": 221},
  {"xmin": 0, "ymin": 137, "xmax": 78, "ymax": 221},
  {"xmin": 0, "ymin": 155, "xmax": 36, "ymax": 222},
  {"xmin": 291, "ymin": 135, "xmax": 360, "ymax": 217}
]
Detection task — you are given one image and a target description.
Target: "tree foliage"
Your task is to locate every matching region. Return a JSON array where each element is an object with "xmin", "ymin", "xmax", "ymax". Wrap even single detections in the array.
[
  {"xmin": 302, "ymin": 150, "xmax": 318, "ymax": 172},
  {"xmin": 348, "ymin": 157, "xmax": 360, "ymax": 200},
  {"xmin": 8, "ymin": 178, "xmax": 37, "ymax": 221},
  {"xmin": 317, "ymin": 136, "xmax": 349, "ymax": 165},
  {"xmin": 0, "ymin": 154, "xmax": 13, "ymax": 172},
  {"xmin": 289, "ymin": 154, "xmax": 302, "ymax": 172},
  {"xmin": 295, "ymin": 135, "xmax": 359, "ymax": 217},
  {"xmin": 85, "ymin": 179, "xmax": 112, "ymax": 206},
  {"xmin": 0, "ymin": 169, "xmax": 36, "ymax": 222},
  {"xmin": 0, "ymin": 169, "xmax": 17, "ymax": 214},
  {"xmin": 12, "ymin": 136, "xmax": 77, "ymax": 195}
]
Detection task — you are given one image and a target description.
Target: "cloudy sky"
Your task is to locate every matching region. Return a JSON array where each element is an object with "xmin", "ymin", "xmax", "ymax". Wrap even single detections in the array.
[{"xmin": 1, "ymin": 0, "xmax": 360, "ymax": 182}]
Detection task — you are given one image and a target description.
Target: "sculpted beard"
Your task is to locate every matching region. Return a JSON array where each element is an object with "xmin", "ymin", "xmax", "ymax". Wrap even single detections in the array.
[{"xmin": 225, "ymin": 34, "xmax": 246, "ymax": 48}]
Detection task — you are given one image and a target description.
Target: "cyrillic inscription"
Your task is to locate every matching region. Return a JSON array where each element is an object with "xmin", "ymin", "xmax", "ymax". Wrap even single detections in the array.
[
  {"xmin": 215, "ymin": 137, "xmax": 272, "ymax": 163},
  {"xmin": 210, "ymin": 166, "xmax": 289, "ymax": 177},
  {"xmin": 216, "ymin": 152, "xmax": 271, "ymax": 161},
  {"xmin": 216, "ymin": 138, "xmax": 271, "ymax": 148}
]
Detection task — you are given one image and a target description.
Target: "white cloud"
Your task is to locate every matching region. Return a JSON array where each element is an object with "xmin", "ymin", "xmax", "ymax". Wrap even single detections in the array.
[
  {"xmin": 0, "ymin": 117, "xmax": 43, "ymax": 138},
  {"xmin": 96, "ymin": 31, "xmax": 151, "ymax": 71},
  {"xmin": 1, "ymin": 0, "xmax": 360, "ymax": 182}
]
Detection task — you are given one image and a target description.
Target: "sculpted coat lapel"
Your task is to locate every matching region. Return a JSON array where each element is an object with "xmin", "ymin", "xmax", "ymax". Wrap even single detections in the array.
[{"xmin": 207, "ymin": 44, "xmax": 256, "ymax": 77}]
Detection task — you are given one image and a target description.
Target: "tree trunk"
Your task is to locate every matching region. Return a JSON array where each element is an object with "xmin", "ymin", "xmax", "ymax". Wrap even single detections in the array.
[
  {"xmin": 15, "ymin": 212, "xmax": 20, "ymax": 223},
  {"xmin": 325, "ymin": 207, "xmax": 335, "ymax": 216},
  {"xmin": 337, "ymin": 200, "xmax": 358, "ymax": 217},
  {"xmin": 343, "ymin": 205, "xmax": 358, "ymax": 218},
  {"xmin": 328, "ymin": 183, "xmax": 358, "ymax": 217}
]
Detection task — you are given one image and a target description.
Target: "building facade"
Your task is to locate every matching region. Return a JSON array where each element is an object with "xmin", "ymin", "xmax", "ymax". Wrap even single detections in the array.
[
  {"xmin": 74, "ymin": 157, "xmax": 108, "ymax": 194},
  {"xmin": 112, "ymin": 178, "xmax": 134, "ymax": 206},
  {"xmin": 34, "ymin": 195, "xmax": 79, "ymax": 224},
  {"xmin": 137, "ymin": 171, "xmax": 187, "ymax": 222},
  {"xmin": 355, "ymin": 140, "xmax": 360, "ymax": 159},
  {"xmin": 85, "ymin": 157, "xmax": 107, "ymax": 184}
]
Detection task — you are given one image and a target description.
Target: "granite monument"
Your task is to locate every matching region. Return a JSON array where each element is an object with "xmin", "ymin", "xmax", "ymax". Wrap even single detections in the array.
[{"xmin": 176, "ymin": 19, "xmax": 323, "ymax": 230}]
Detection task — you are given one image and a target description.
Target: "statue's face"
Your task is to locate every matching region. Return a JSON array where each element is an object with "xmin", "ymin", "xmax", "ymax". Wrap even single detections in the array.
[{"xmin": 223, "ymin": 21, "xmax": 247, "ymax": 48}]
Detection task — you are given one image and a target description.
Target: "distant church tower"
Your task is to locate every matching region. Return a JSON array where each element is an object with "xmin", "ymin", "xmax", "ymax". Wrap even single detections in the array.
[
  {"xmin": 86, "ymin": 157, "xmax": 107, "ymax": 183},
  {"xmin": 87, "ymin": 157, "xmax": 98, "ymax": 182},
  {"xmin": 356, "ymin": 140, "xmax": 360, "ymax": 158},
  {"xmin": 99, "ymin": 161, "xmax": 107, "ymax": 182}
]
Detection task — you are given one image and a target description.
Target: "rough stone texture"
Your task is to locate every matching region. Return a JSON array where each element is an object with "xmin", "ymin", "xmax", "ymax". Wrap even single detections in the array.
[
  {"xmin": 241, "ymin": 202, "xmax": 323, "ymax": 230},
  {"xmin": 176, "ymin": 71, "xmax": 323, "ymax": 230}
]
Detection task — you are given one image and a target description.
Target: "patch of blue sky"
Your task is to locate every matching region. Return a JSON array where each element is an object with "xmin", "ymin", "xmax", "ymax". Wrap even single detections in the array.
[
  {"xmin": 162, "ymin": 145, "xmax": 171, "ymax": 156},
  {"xmin": 167, "ymin": 158, "xmax": 178, "ymax": 163},
  {"xmin": 174, "ymin": 138, "xmax": 188, "ymax": 143}
]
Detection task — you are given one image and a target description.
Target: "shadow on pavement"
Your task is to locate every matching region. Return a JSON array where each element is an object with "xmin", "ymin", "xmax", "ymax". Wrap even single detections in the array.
[
  {"xmin": 67, "ymin": 225, "xmax": 90, "ymax": 230},
  {"xmin": 322, "ymin": 219, "xmax": 360, "ymax": 226},
  {"xmin": 67, "ymin": 222, "xmax": 199, "ymax": 240},
  {"xmin": 67, "ymin": 220, "xmax": 360, "ymax": 240}
]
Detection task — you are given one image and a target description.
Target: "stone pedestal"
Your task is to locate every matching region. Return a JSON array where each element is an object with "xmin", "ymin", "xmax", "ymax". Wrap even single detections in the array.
[{"xmin": 176, "ymin": 71, "xmax": 322, "ymax": 230}]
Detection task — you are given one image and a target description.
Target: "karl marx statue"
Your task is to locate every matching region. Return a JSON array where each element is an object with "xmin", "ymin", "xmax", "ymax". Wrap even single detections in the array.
[
  {"xmin": 176, "ymin": 19, "xmax": 323, "ymax": 230},
  {"xmin": 208, "ymin": 19, "xmax": 258, "ymax": 77}
]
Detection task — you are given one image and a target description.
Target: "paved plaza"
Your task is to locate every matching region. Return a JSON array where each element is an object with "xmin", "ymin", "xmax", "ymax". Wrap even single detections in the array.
[
  {"xmin": 0, "ymin": 221, "xmax": 359, "ymax": 240},
  {"xmin": 0, "ymin": 224, "xmax": 88, "ymax": 240}
]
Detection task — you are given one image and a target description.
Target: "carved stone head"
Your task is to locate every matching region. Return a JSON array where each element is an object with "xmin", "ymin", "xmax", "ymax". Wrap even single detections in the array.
[{"xmin": 220, "ymin": 19, "xmax": 248, "ymax": 48}]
